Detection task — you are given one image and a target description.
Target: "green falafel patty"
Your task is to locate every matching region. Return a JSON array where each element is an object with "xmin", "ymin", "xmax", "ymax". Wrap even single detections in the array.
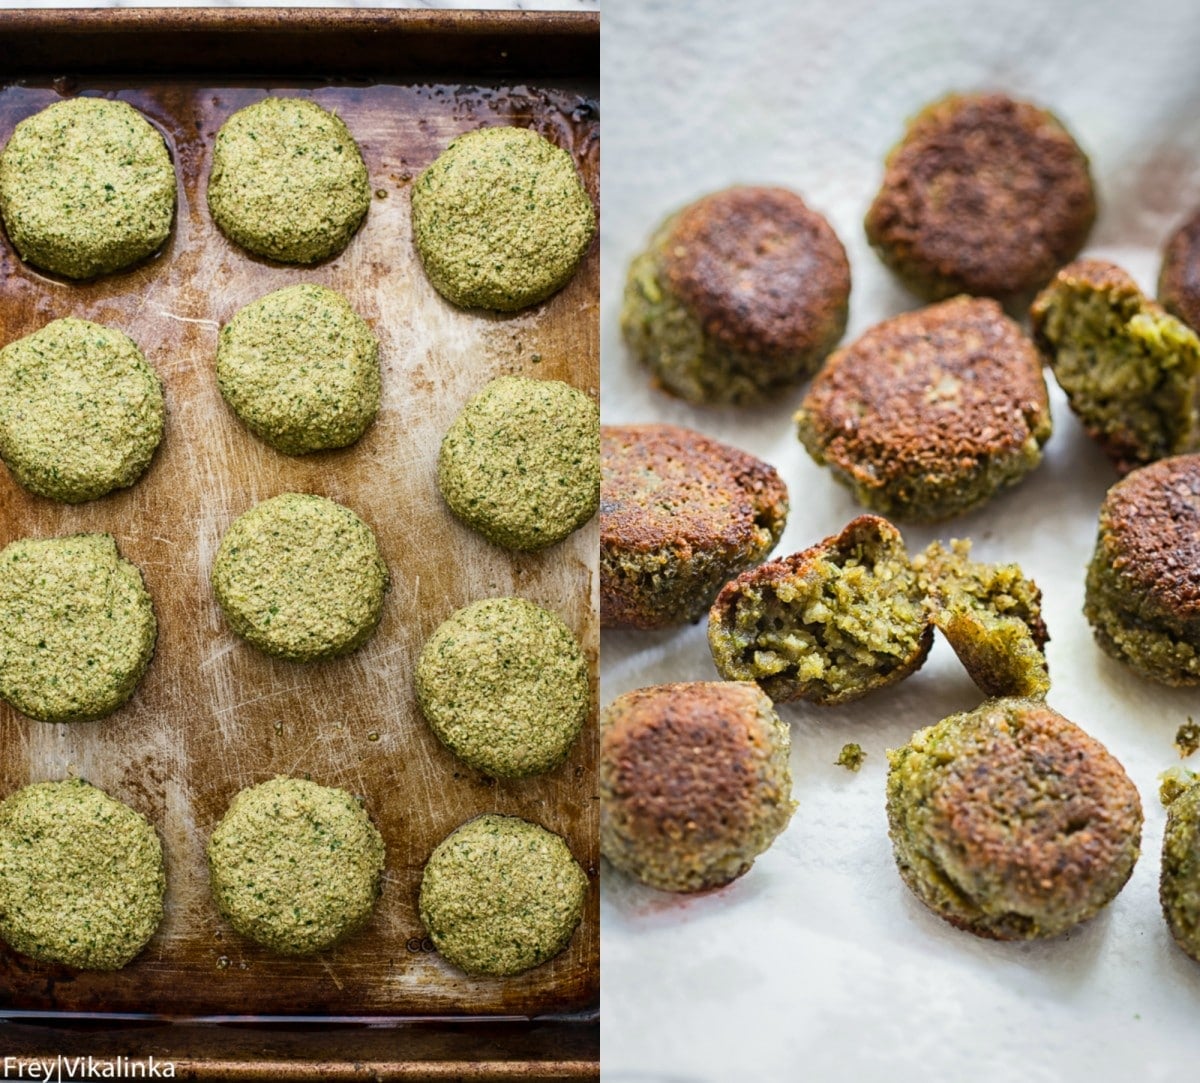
[
  {"xmin": 1161, "ymin": 776, "xmax": 1200, "ymax": 964},
  {"xmin": 887, "ymin": 698, "xmax": 1143, "ymax": 940},
  {"xmin": 416, "ymin": 597, "xmax": 588, "ymax": 779},
  {"xmin": 707, "ymin": 515, "xmax": 931, "ymax": 705},
  {"xmin": 0, "ymin": 318, "xmax": 164, "ymax": 503},
  {"xmin": 438, "ymin": 376, "xmax": 599, "ymax": 551},
  {"xmin": 207, "ymin": 97, "xmax": 370, "ymax": 264},
  {"xmin": 0, "ymin": 778, "xmax": 165, "ymax": 970},
  {"xmin": 217, "ymin": 285, "xmax": 380, "ymax": 455},
  {"xmin": 212, "ymin": 493, "xmax": 388, "ymax": 662},
  {"xmin": 600, "ymin": 681, "xmax": 795, "ymax": 893},
  {"xmin": 0, "ymin": 97, "xmax": 176, "ymax": 279},
  {"xmin": 0, "ymin": 534, "xmax": 156, "ymax": 723},
  {"xmin": 1031, "ymin": 259, "xmax": 1200, "ymax": 474},
  {"xmin": 207, "ymin": 776, "xmax": 385, "ymax": 956},
  {"xmin": 419, "ymin": 814, "xmax": 587, "ymax": 977},
  {"xmin": 411, "ymin": 125, "xmax": 595, "ymax": 311}
]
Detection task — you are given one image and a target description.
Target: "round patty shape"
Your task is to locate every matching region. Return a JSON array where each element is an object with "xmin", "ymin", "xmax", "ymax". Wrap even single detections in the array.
[
  {"xmin": 411, "ymin": 125, "xmax": 595, "ymax": 312},
  {"xmin": 0, "ymin": 318, "xmax": 164, "ymax": 503},
  {"xmin": 887, "ymin": 698, "xmax": 1142, "ymax": 940},
  {"xmin": 622, "ymin": 186, "xmax": 850, "ymax": 406},
  {"xmin": 207, "ymin": 97, "xmax": 369, "ymax": 264},
  {"xmin": 207, "ymin": 776, "xmax": 384, "ymax": 956},
  {"xmin": 212, "ymin": 493, "xmax": 388, "ymax": 662},
  {"xmin": 438, "ymin": 376, "xmax": 599, "ymax": 551},
  {"xmin": 1084, "ymin": 455, "xmax": 1200, "ymax": 685},
  {"xmin": 0, "ymin": 97, "xmax": 175, "ymax": 279},
  {"xmin": 415, "ymin": 597, "xmax": 589, "ymax": 778},
  {"xmin": 796, "ymin": 296, "xmax": 1052, "ymax": 522},
  {"xmin": 1033, "ymin": 258, "xmax": 1200, "ymax": 475},
  {"xmin": 1160, "ymin": 208, "xmax": 1200, "ymax": 333},
  {"xmin": 1161, "ymin": 777, "xmax": 1200, "ymax": 963},
  {"xmin": 708, "ymin": 515, "xmax": 931, "ymax": 705},
  {"xmin": 600, "ymin": 681, "xmax": 795, "ymax": 893},
  {"xmin": 0, "ymin": 534, "xmax": 156, "ymax": 723},
  {"xmin": 0, "ymin": 779, "xmax": 164, "ymax": 970},
  {"xmin": 217, "ymin": 285, "xmax": 380, "ymax": 455},
  {"xmin": 419, "ymin": 814, "xmax": 587, "ymax": 977},
  {"xmin": 601, "ymin": 424, "xmax": 788, "ymax": 629},
  {"xmin": 865, "ymin": 92, "xmax": 1095, "ymax": 301}
]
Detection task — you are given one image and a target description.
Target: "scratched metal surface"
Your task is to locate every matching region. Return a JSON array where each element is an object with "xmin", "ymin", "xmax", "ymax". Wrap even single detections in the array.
[{"xmin": 0, "ymin": 78, "xmax": 598, "ymax": 1016}]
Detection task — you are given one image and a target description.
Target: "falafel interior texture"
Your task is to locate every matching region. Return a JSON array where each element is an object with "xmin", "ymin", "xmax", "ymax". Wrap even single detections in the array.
[
  {"xmin": 1161, "ymin": 778, "xmax": 1200, "ymax": 963},
  {"xmin": 708, "ymin": 516, "xmax": 930, "ymax": 705},
  {"xmin": 1031, "ymin": 261, "xmax": 1200, "ymax": 473},
  {"xmin": 914, "ymin": 539, "xmax": 1050, "ymax": 699}
]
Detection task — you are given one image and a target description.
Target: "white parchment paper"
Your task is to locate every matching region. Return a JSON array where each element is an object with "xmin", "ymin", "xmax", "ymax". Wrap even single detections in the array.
[{"xmin": 601, "ymin": 1, "xmax": 1200, "ymax": 1080}]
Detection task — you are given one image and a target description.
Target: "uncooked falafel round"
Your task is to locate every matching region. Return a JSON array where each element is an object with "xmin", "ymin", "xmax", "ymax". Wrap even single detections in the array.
[
  {"xmin": 419, "ymin": 814, "xmax": 588, "ymax": 977},
  {"xmin": 865, "ymin": 92, "xmax": 1095, "ymax": 301},
  {"xmin": 622, "ymin": 186, "xmax": 850, "ymax": 406},
  {"xmin": 886, "ymin": 697, "xmax": 1143, "ymax": 940},
  {"xmin": 600, "ymin": 681, "xmax": 795, "ymax": 893},
  {"xmin": 207, "ymin": 776, "xmax": 385, "ymax": 956}
]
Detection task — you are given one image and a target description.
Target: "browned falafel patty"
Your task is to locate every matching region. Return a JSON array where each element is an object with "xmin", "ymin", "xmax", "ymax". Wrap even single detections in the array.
[
  {"xmin": 622, "ymin": 186, "xmax": 850, "ymax": 405},
  {"xmin": 1160, "ymin": 208, "xmax": 1200, "ymax": 333},
  {"xmin": 865, "ymin": 92, "xmax": 1095, "ymax": 301},
  {"xmin": 795, "ymin": 297, "xmax": 1052, "ymax": 522},
  {"xmin": 887, "ymin": 697, "xmax": 1143, "ymax": 940},
  {"xmin": 601, "ymin": 424, "xmax": 788, "ymax": 629},
  {"xmin": 600, "ymin": 681, "xmax": 795, "ymax": 893}
]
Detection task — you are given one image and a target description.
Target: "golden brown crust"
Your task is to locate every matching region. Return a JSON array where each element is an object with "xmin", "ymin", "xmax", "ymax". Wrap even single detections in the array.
[
  {"xmin": 1160, "ymin": 209, "xmax": 1200, "ymax": 332},
  {"xmin": 866, "ymin": 93, "xmax": 1095, "ymax": 300},
  {"xmin": 662, "ymin": 186, "xmax": 850, "ymax": 360}
]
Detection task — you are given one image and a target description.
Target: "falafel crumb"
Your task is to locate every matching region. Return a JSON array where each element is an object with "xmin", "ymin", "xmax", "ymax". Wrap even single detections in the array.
[
  {"xmin": 1177, "ymin": 719, "xmax": 1200, "ymax": 759},
  {"xmin": 1160, "ymin": 767, "xmax": 1199, "ymax": 807},
  {"xmin": 836, "ymin": 743, "xmax": 866, "ymax": 772}
]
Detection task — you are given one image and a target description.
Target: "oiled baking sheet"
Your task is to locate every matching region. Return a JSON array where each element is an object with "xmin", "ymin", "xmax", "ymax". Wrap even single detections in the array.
[{"xmin": 0, "ymin": 77, "xmax": 598, "ymax": 1017}]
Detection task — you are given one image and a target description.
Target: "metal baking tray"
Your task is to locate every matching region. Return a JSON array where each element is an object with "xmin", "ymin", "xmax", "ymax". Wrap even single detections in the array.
[{"xmin": 0, "ymin": 9, "xmax": 598, "ymax": 1078}]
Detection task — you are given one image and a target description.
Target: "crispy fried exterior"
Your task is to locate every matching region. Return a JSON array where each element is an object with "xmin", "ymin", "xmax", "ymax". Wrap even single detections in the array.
[
  {"xmin": 600, "ymin": 424, "xmax": 788, "ymax": 628},
  {"xmin": 600, "ymin": 681, "xmax": 795, "ymax": 893},
  {"xmin": 1159, "ymin": 208, "xmax": 1200, "ymax": 333},
  {"xmin": 796, "ymin": 297, "xmax": 1051, "ymax": 522},
  {"xmin": 865, "ymin": 93, "xmax": 1095, "ymax": 301},
  {"xmin": 887, "ymin": 698, "xmax": 1143, "ymax": 940}
]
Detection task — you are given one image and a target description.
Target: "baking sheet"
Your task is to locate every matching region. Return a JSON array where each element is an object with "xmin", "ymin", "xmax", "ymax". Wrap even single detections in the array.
[
  {"xmin": 600, "ymin": 1, "xmax": 1200, "ymax": 1079},
  {"xmin": 0, "ymin": 60, "xmax": 598, "ymax": 1017}
]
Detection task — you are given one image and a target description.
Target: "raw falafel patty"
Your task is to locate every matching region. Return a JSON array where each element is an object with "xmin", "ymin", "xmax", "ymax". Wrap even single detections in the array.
[
  {"xmin": 438, "ymin": 376, "xmax": 599, "ymax": 551},
  {"xmin": 1031, "ymin": 259, "xmax": 1200, "ymax": 474},
  {"xmin": 887, "ymin": 697, "xmax": 1142, "ymax": 940},
  {"xmin": 601, "ymin": 424, "xmax": 788, "ymax": 628},
  {"xmin": 0, "ymin": 318, "xmax": 164, "ymax": 503},
  {"xmin": 207, "ymin": 776, "xmax": 385, "ymax": 956},
  {"xmin": 708, "ymin": 515, "xmax": 931, "ymax": 705},
  {"xmin": 795, "ymin": 297, "xmax": 1052, "ymax": 522},
  {"xmin": 600, "ymin": 681, "xmax": 795, "ymax": 893},
  {"xmin": 622, "ymin": 186, "xmax": 850, "ymax": 406},
  {"xmin": 216, "ymin": 284, "xmax": 380, "ymax": 455},
  {"xmin": 419, "ymin": 813, "xmax": 588, "ymax": 977},
  {"xmin": 1084, "ymin": 455, "xmax": 1200, "ymax": 685},
  {"xmin": 1161, "ymin": 776, "xmax": 1200, "ymax": 963},
  {"xmin": 411, "ymin": 125, "xmax": 595, "ymax": 312},
  {"xmin": 913, "ymin": 539, "xmax": 1050, "ymax": 699},
  {"xmin": 1159, "ymin": 207, "xmax": 1200, "ymax": 333},
  {"xmin": 0, "ymin": 778, "xmax": 165, "ymax": 970},
  {"xmin": 0, "ymin": 97, "xmax": 176, "ymax": 279},
  {"xmin": 0, "ymin": 534, "xmax": 156, "ymax": 723},
  {"xmin": 212, "ymin": 493, "xmax": 388, "ymax": 662},
  {"xmin": 865, "ymin": 93, "xmax": 1095, "ymax": 301},
  {"xmin": 207, "ymin": 97, "xmax": 370, "ymax": 264},
  {"xmin": 415, "ymin": 597, "xmax": 589, "ymax": 778}
]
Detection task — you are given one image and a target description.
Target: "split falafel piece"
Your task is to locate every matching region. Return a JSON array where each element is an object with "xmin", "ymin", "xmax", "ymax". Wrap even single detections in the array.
[
  {"xmin": 1159, "ymin": 207, "xmax": 1200, "ymax": 333},
  {"xmin": 600, "ymin": 681, "xmax": 795, "ymax": 893},
  {"xmin": 622, "ymin": 186, "xmax": 850, "ymax": 406},
  {"xmin": 796, "ymin": 296, "xmax": 1052, "ymax": 522},
  {"xmin": 0, "ymin": 779, "xmax": 165, "ymax": 970},
  {"xmin": 1161, "ymin": 774, "xmax": 1200, "ymax": 963},
  {"xmin": 913, "ymin": 539, "xmax": 1049, "ymax": 699},
  {"xmin": 887, "ymin": 697, "xmax": 1143, "ymax": 940},
  {"xmin": 1084, "ymin": 454, "xmax": 1200, "ymax": 685},
  {"xmin": 707, "ymin": 515, "xmax": 931, "ymax": 706},
  {"xmin": 865, "ymin": 92, "xmax": 1095, "ymax": 302},
  {"xmin": 600, "ymin": 424, "xmax": 788, "ymax": 628},
  {"xmin": 1031, "ymin": 259, "xmax": 1200, "ymax": 475}
]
